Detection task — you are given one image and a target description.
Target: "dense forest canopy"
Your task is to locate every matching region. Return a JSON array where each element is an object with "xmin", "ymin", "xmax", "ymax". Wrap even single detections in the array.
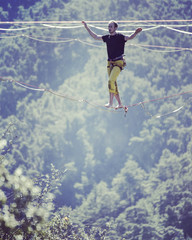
[{"xmin": 1, "ymin": 0, "xmax": 192, "ymax": 239}]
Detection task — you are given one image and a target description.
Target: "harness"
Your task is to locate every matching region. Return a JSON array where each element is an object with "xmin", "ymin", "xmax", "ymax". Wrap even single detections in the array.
[{"xmin": 108, "ymin": 55, "xmax": 126, "ymax": 71}]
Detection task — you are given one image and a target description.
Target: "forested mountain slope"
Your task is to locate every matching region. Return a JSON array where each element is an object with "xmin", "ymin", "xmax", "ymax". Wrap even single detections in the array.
[{"xmin": 0, "ymin": 0, "xmax": 192, "ymax": 239}]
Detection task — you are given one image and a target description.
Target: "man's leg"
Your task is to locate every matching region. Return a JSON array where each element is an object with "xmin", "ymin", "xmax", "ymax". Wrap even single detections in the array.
[
  {"xmin": 105, "ymin": 62, "xmax": 114, "ymax": 108},
  {"xmin": 115, "ymin": 94, "xmax": 123, "ymax": 108},
  {"xmin": 105, "ymin": 65, "xmax": 121, "ymax": 107},
  {"xmin": 105, "ymin": 92, "xmax": 114, "ymax": 108}
]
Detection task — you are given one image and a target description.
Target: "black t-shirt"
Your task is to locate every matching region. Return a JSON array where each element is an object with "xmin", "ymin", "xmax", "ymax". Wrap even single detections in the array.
[{"xmin": 102, "ymin": 33, "xmax": 127, "ymax": 60}]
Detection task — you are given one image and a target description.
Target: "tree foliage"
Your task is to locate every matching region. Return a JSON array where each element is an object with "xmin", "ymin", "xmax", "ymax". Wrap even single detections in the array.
[{"xmin": 0, "ymin": 0, "xmax": 192, "ymax": 239}]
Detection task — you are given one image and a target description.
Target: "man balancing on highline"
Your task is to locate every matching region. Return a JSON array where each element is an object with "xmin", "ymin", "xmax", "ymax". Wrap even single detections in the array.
[{"xmin": 82, "ymin": 20, "xmax": 142, "ymax": 109}]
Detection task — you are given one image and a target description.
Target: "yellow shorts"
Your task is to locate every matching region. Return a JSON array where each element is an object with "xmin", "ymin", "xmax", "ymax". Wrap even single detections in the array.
[{"xmin": 107, "ymin": 60, "xmax": 124, "ymax": 95}]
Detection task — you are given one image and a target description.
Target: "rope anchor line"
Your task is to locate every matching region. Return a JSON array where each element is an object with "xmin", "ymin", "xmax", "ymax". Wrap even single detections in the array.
[{"xmin": 0, "ymin": 76, "xmax": 191, "ymax": 118}]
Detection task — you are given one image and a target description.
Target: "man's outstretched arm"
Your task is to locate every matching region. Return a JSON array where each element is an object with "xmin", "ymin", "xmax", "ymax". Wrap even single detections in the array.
[
  {"xmin": 82, "ymin": 21, "xmax": 103, "ymax": 41},
  {"xmin": 125, "ymin": 28, "xmax": 142, "ymax": 41}
]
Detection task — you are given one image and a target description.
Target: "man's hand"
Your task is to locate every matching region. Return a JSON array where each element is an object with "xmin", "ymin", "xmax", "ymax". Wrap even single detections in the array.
[
  {"xmin": 135, "ymin": 28, "xmax": 142, "ymax": 34},
  {"xmin": 82, "ymin": 21, "xmax": 87, "ymax": 28},
  {"xmin": 81, "ymin": 21, "xmax": 102, "ymax": 40}
]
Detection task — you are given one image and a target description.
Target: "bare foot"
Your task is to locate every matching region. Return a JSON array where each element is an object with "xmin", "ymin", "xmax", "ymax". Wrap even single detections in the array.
[
  {"xmin": 105, "ymin": 103, "xmax": 113, "ymax": 108},
  {"xmin": 115, "ymin": 104, "xmax": 123, "ymax": 109}
]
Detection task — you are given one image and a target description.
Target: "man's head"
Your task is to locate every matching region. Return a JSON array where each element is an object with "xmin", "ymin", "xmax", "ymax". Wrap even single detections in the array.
[{"xmin": 108, "ymin": 20, "xmax": 118, "ymax": 35}]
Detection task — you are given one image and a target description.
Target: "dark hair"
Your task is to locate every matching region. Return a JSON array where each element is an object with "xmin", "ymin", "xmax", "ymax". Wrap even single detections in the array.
[{"xmin": 108, "ymin": 20, "xmax": 118, "ymax": 28}]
